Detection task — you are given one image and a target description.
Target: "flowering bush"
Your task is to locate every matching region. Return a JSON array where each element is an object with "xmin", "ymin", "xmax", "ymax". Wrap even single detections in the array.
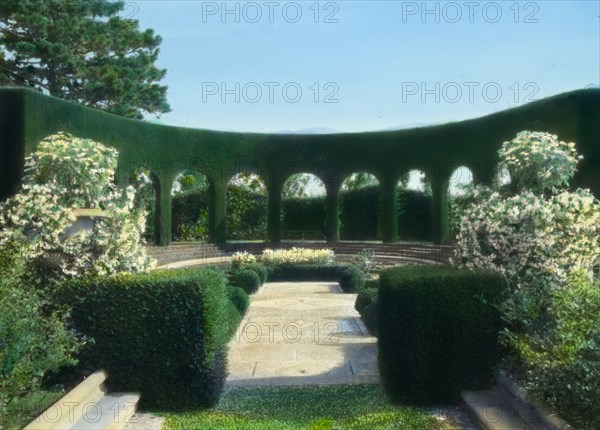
[
  {"xmin": 231, "ymin": 251, "xmax": 257, "ymax": 268},
  {"xmin": 260, "ymin": 247, "xmax": 335, "ymax": 266},
  {"xmin": 454, "ymin": 130, "xmax": 600, "ymax": 429},
  {"xmin": 352, "ymin": 248, "xmax": 376, "ymax": 275},
  {"xmin": 499, "ymin": 131, "xmax": 580, "ymax": 194},
  {"xmin": 0, "ymin": 132, "xmax": 154, "ymax": 285},
  {"xmin": 454, "ymin": 187, "xmax": 600, "ymax": 282}
]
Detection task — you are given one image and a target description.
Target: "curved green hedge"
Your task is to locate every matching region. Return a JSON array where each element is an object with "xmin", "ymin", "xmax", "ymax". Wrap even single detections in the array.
[{"xmin": 2, "ymin": 87, "xmax": 598, "ymax": 245}]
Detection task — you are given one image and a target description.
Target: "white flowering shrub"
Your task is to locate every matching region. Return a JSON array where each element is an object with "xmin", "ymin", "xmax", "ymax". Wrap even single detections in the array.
[
  {"xmin": 260, "ymin": 247, "xmax": 335, "ymax": 266},
  {"xmin": 499, "ymin": 131, "xmax": 580, "ymax": 194},
  {"xmin": 454, "ymin": 131, "xmax": 600, "ymax": 429},
  {"xmin": 0, "ymin": 132, "xmax": 154, "ymax": 286},
  {"xmin": 455, "ymin": 187, "xmax": 600, "ymax": 282},
  {"xmin": 231, "ymin": 251, "xmax": 257, "ymax": 268}
]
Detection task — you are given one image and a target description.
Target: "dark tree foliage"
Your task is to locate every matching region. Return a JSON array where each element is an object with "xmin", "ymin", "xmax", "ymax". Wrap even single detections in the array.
[{"xmin": 0, "ymin": 0, "xmax": 170, "ymax": 119}]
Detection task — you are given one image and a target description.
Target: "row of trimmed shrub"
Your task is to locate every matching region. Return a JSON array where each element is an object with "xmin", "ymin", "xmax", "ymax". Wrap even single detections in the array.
[
  {"xmin": 228, "ymin": 261, "xmax": 367, "ymax": 294},
  {"xmin": 375, "ymin": 265, "xmax": 505, "ymax": 404},
  {"xmin": 54, "ymin": 268, "xmax": 249, "ymax": 410}
]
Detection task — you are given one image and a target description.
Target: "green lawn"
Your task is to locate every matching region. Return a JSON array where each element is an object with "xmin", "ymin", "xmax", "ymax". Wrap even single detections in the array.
[{"xmin": 163, "ymin": 384, "xmax": 458, "ymax": 430}]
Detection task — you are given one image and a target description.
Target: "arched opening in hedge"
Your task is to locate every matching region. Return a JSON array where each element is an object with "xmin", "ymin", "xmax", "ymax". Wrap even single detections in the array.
[
  {"xmin": 226, "ymin": 172, "xmax": 267, "ymax": 241},
  {"xmin": 396, "ymin": 169, "xmax": 432, "ymax": 241},
  {"xmin": 281, "ymin": 173, "xmax": 327, "ymax": 240},
  {"xmin": 448, "ymin": 166, "xmax": 474, "ymax": 238},
  {"xmin": 340, "ymin": 173, "xmax": 381, "ymax": 241},
  {"xmin": 171, "ymin": 170, "xmax": 210, "ymax": 242},
  {"xmin": 129, "ymin": 167, "xmax": 159, "ymax": 244}
]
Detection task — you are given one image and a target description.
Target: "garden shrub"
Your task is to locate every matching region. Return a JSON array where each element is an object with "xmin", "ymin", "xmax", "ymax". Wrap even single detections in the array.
[
  {"xmin": 55, "ymin": 268, "xmax": 234, "ymax": 409},
  {"xmin": 355, "ymin": 288, "xmax": 379, "ymax": 335},
  {"xmin": 337, "ymin": 264, "xmax": 365, "ymax": 293},
  {"xmin": 228, "ymin": 285, "xmax": 250, "ymax": 316},
  {"xmin": 0, "ymin": 250, "xmax": 80, "ymax": 411},
  {"xmin": 352, "ymin": 249, "xmax": 376, "ymax": 275},
  {"xmin": 230, "ymin": 269, "xmax": 261, "ymax": 294},
  {"xmin": 378, "ymin": 265, "xmax": 504, "ymax": 404},
  {"xmin": 454, "ymin": 131, "xmax": 600, "ymax": 428},
  {"xmin": 241, "ymin": 262, "xmax": 268, "ymax": 284},
  {"xmin": 267, "ymin": 264, "xmax": 343, "ymax": 282},
  {"xmin": 510, "ymin": 271, "xmax": 600, "ymax": 429},
  {"xmin": 0, "ymin": 132, "xmax": 153, "ymax": 287},
  {"xmin": 361, "ymin": 301, "xmax": 379, "ymax": 336},
  {"xmin": 355, "ymin": 288, "xmax": 378, "ymax": 315},
  {"xmin": 365, "ymin": 277, "xmax": 380, "ymax": 289}
]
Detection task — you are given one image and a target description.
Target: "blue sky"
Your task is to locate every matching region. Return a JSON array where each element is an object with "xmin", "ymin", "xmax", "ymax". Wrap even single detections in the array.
[{"xmin": 133, "ymin": 1, "xmax": 599, "ymax": 133}]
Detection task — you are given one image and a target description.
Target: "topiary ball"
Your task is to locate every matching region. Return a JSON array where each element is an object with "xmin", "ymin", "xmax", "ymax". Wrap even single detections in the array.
[
  {"xmin": 242, "ymin": 263, "xmax": 268, "ymax": 285},
  {"xmin": 231, "ymin": 269, "xmax": 261, "ymax": 294},
  {"xmin": 337, "ymin": 265, "xmax": 366, "ymax": 293},
  {"xmin": 228, "ymin": 285, "xmax": 250, "ymax": 315}
]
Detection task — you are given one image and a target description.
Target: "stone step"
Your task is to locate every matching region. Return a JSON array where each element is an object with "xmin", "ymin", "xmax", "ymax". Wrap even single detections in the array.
[
  {"xmin": 462, "ymin": 390, "xmax": 530, "ymax": 430},
  {"xmin": 68, "ymin": 393, "xmax": 140, "ymax": 430},
  {"xmin": 146, "ymin": 241, "xmax": 454, "ymax": 266},
  {"xmin": 493, "ymin": 373, "xmax": 573, "ymax": 430},
  {"xmin": 24, "ymin": 371, "xmax": 140, "ymax": 430}
]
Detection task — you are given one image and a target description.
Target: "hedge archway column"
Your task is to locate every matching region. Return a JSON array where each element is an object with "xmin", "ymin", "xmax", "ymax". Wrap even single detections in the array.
[
  {"xmin": 380, "ymin": 177, "xmax": 398, "ymax": 243},
  {"xmin": 431, "ymin": 172, "xmax": 450, "ymax": 245},
  {"xmin": 266, "ymin": 181, "xmax": 283, "ymax": 244},
  {"xmin": 208, "ymin": 179, "xmax": 227, "ymax": 243},
  {"xmin": 325, "ymin": 180, "xmax": 342, "ymax": 242},
  {"xmin": 156, "ymin": 173, "xmax": 176, "ymax": 247}
]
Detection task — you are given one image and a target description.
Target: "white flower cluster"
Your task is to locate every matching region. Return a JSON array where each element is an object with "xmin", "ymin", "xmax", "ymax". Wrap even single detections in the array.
[
  {"xmin": 499, "ymin": 131, "xmax": 580, "ymax": 192},
  {"xmin": 231, "ymin": 251, "xmax": 257, "ymax": 267},
  {"xmin": 453, "ymin": 187, "xmax": 600, "ymax": 283},
  {"xmin": 260, "ymin": 247, "xmax": 335, "ymax": 265},
  {"xmin": 0, "ymin": 133, "xmax": 155, "ymax": 285}
]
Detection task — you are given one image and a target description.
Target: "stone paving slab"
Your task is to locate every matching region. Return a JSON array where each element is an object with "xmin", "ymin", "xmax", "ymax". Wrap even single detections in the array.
[{"xmin": 226, "ymin": 281, "xmax": 379, "ymax": 387}]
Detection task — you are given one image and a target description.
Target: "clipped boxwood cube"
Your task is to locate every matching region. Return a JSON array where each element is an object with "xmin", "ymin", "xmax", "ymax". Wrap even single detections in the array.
[
  {"xmin": 54, "ymin": 268, "xmax": 235, "ymax": 410},
  {"xmin": 378, "ymin": 265, "xmax": 505, "ymax": 404}
]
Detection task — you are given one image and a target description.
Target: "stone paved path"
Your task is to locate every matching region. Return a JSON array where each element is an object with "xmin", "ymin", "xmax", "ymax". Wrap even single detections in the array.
[{"xmin": 226, "ymin": 281, "xmax": 379, "ymax": 387}]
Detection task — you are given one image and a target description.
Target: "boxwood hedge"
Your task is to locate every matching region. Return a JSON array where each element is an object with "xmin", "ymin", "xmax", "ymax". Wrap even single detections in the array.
[
  {"xmin": 267, "ymin": 264, "xmax": 342, "ymax": 282},
  {"xmin": 378, "ymin": 265, "xmax": 505, "ymax": 404},
  {"xmin": 55, "ymin": 268, "xmax": 237, "ymax": 410}
]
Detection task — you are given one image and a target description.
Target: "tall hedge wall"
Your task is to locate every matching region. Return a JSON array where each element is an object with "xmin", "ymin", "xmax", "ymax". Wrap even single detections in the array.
[
  {"xmin": 55, "ymin": 268, "xmax": 237, "ymax": 409},
  {"xmin": 340, "ymin": 187, "xmax": 381, "ymax": 240},
  {"xmin": 171, "ymin": 186, "xmax": 433, "ymax": 241},
  {"xmin": 378, "ymin": 265, "xmax": 505, "ymax": 404}
]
